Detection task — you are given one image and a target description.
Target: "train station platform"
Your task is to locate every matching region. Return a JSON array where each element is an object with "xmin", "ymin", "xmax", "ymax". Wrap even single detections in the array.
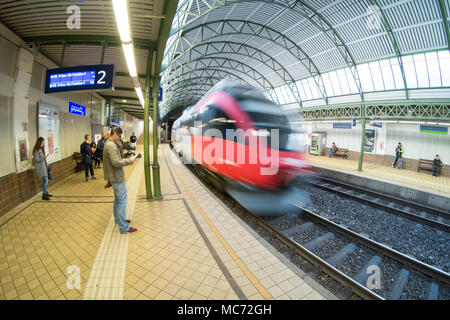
[
  {"xmin": 0, "ymin": 144, "xmax": 334, "ymax": 300},
  {"xmin": 305, "ymin": 155, "xmax": 450, "ymax": 208}
]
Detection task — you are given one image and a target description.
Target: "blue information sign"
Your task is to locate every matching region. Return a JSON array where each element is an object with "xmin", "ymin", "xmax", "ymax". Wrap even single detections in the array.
[
  {"xmin": 45, "ymin": 64, "xmax": 115, "ymax": 93},
  {"xmin": 69, "ymin": 102, "xmax": 86, "ymax": 116},
  {"xmin": 150, "ymin": 87, "xmax": 163, "ymax": 101},
  {"xmin": 333, "ymin": 123, "xmax": 352, "ymax": 129}
]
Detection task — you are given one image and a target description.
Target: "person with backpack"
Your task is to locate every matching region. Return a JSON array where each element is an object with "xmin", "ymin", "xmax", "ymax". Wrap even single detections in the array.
[{"xmin": 33, "ymin": 137, "xmax": 53, "ymax": 200}]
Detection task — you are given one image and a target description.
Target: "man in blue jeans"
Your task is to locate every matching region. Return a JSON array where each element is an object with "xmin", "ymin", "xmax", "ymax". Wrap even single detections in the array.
[{"xmin": 103, "ymin": 126, "xmax": 137, "ymax": 234}]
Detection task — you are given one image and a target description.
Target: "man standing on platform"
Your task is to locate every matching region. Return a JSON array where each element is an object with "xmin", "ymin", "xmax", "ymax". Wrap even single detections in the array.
[
  {"xmin": 103, "ymin": 126, "xmax": 138, "ymax": 234},
  {"xmin": 81, "ymin": 134, "xmax": 96, "ymax": 182},
  {"xmin": 392, "ymin": 142, "xmax": 404, "ymax": 168}
]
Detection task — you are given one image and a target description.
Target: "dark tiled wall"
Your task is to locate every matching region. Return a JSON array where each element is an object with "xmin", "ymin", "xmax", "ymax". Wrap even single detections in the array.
[{"xmin": 0, "ymin": 155, "xmax": 76, "ymax": 218}]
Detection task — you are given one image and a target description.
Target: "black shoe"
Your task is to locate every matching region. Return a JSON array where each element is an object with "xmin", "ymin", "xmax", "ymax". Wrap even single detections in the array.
[
  {"xmin": 42, "ymin": 195, "xmax": 50, "ymax": 201},
  {"xmin": 91, "ymin": 176, "xmax": 97, "ymax": 180},
  {"xmin": 46, "ymin": 192, "xmax": 53, "ymax": 197}
]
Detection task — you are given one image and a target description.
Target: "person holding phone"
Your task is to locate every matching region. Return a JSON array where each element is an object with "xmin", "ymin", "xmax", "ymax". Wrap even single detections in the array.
[
  {"xmin": 33, "ymin": 137, "xmax": 53, "ymax": 200},
  {"xmin": 103, "ymin": 126, "xmax": 138, "ymax": 234}
]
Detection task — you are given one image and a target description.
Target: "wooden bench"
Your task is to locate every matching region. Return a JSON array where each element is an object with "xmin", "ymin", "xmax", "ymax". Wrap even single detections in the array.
[
  {"xmin": 418, "ymin": 158, "xmax": 442, "ymax": 176},
  {"xmin": 73, "ymin": 152, "xmax": 84, "ymax": 172},
  {"xmin": 333, "ymin": 148, "xmax": 348, "ymax": 159}
]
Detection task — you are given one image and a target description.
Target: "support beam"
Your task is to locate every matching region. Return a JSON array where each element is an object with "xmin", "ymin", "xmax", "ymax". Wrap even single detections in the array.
[
  {"xmin": 152, "ymin": 75, "xmax": 162, "ymax": 200},
  {"xmin": 22, "ymin": 35, "xmax": 156, "ymax": 50},
  {"xmin": 438, "ymin": 0, "xmax": 450, "ymax": 50},
  {"xmin": 100, "ymin": 41, "xmax": 107, "ymax": 64},
  {"xmin": 60, "ymin": 41, "xmax": 67, "ymax": 65},
  {"xmin": 358, "ymin": 105, "xmax": 366, "ymax": 172},
  {"xmin": 144, "ymin": 51, "xmax": 153, "ymax": 200}
]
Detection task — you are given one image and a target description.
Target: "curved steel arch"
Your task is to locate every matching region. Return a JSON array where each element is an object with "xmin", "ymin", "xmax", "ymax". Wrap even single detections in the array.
[
  {"xmin": 165, "ymin": 75, "xmax": 249, "ymax": 94},
  {"xmin": 164, "ymin": 41, "xmax": 302, "ymax": 103},
  {"xmin": 168, "ymin": 0, "xmax": 366, "ymax": 98},
  {"xmin": 164, "ymin": 68, "xmax": 253, "ymax": 96},
  {"xmin": 164, "ymin": 20, "xmax": 328, "ymax": 102},
  {"xmin": 367, "ymin": 0, "xmax": 409, "ymax": 99},
  {"xmin": 167, "ymin": 56, "xmax": 280, "ymax": 102}
]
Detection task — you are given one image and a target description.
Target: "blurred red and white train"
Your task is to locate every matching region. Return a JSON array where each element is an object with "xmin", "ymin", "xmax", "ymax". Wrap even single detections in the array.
[{"xmin": 170, "ymin": 80, "xmax": 314, "ymax": 215}]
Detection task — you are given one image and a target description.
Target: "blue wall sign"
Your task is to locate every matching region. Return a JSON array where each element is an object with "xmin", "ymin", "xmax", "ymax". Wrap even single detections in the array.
[
  {"xmin": 420, "ymin": 125, "xmax": 448, "ymax": 135},
  {"xmin": 333, "ymin": 123, "xmax": 352, "ymax": 129},
  {"xmin": 45, "ymin": 64, "xmax": 115, "ymax": 93},
  {"xmin": 150, "ymin": 87, "xmax": 163, "ymax": 101},
  {"xmin": 69, "ymin": 102, "xmax": 86, "ymax": 116}
]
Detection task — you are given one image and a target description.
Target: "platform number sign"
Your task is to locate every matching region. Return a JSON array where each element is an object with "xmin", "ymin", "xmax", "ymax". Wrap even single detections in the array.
[{"xmin": 45, "ymin": 64, "xmax": 115, "ymax": 93}]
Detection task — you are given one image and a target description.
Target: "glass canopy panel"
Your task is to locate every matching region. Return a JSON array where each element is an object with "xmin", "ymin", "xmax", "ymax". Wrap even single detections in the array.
[
  {"xmin": 301, "ymin": 79, "xmax": 312, "ymax": 100},
  {"xmin": 413, "ymin": 53, "xmax": 429, "ymax": 88},
  {"xmin": 438, "ymin": 50, "xmax": 450, "ymax": 86},
  {"xmin": 328, "ymin": 71, "xmax": 342, "ymax": 96},
  {"xmin": 322, "ymin": 73, "xmax": 335, "ymax": 96},
  {"xmin": 426, "ymin": 52, "xmax": 441, "ymax": 87},
  {"xmin": 345, "ymin": 68, "xmax": 359, "ymax": 93},
  {"xmin": 379, "ymin": 59, "xmax": 395, "ymax": 90},
  {"xmin": 308, "ymin": 78, "xmax": 320, "ymax": 99},
  {"xmin": 403, "ymin": 55, "xmax": 418, "ymax": 89},
  {"xmin": 369, "ymin": 61, "xmax": 384, "ymax": 91},
  {"xmin": 337, "ymin": 68, "xmax": 350, "ymax": 95},
  {"xmin": 357, "ymin": 63, "xmax": 374, "ymax": 92},
  {"xmin": 390, "ymin": 58, "xmax": 405, "ymax": 89}
]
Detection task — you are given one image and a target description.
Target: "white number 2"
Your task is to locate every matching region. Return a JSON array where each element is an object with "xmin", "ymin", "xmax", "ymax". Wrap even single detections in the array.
[{"xmin": 97, "ymin": 70, "xmax": 106, "ymax": 84}]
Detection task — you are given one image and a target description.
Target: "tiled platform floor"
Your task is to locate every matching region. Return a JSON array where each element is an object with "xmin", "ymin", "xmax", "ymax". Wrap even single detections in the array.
[
  {"xmin": 0, "ymin": 144, "xmax": 334, "ymax": 300},
  {"xmin": 306, "ymin": 155, "xmax": 450, "ymax": 197}
]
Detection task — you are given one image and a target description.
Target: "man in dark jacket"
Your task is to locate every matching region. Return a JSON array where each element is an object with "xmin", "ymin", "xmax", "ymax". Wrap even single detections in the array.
[
  {"xmin": 81, "ymin": 134, "xmax": 96, "ymax": 182},
  {"xmin": 432, "ymin": 155, "xmax": 442, "ymax": 177}
]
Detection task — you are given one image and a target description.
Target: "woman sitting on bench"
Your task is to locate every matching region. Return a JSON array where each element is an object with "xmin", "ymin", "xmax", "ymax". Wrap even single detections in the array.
[
  {"xmin": 433, "ymin": 155, "xmax": 442, "ymax": 177},
  {"xmin": 329, "ymin": 143, "xmax": 338, "ymax": 158}
]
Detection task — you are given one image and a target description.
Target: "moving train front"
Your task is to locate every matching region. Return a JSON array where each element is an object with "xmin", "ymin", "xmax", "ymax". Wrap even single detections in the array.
[{"xmin": 171, "ymin": 81, "xmax": 314, "ymax": 216}]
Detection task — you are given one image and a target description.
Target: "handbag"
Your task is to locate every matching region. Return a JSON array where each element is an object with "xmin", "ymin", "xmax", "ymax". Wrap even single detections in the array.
[{"xmin": 47, "ymin": 164, "xmax": 53, "ymax": 180}]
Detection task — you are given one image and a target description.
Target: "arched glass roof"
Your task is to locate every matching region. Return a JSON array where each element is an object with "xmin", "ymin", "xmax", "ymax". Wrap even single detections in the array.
[{"xmin": 160, "ymin": 0, "xmax": 450, "ymax": 119}]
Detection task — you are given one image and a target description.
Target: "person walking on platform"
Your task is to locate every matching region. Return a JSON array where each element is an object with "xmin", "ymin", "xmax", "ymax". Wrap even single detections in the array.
[
  {"xmin": 432, "ymin": 155, "xmax": 442, "ymax": 177},
  {"xmin": 81, "ymin": 134, "xmax": 96, "ymax": 182},
  {"xmin": 33, "ymin": 137, "xmax": 52, "ymax": 200},
  {"xmin": 392, "ymin": 142, "xmax": 404, "ymax": 168},
  {"xmin": 130, "ymin": 132, "xmax": 137, "ymax": 148},
  {"xmin": 103, "ymin": 126, "xmax": 137, "ymax": 234},
  {"xmin": 96, "ymin": 131, "xmax": 108, "ymax": 169}
]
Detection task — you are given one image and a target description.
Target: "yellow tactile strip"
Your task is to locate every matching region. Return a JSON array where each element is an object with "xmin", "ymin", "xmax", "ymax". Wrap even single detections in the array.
[
  {"xmin": 83, "ymin": 158, "xmax": 143, "ymax": 300},
  {"xmin": 306, "ymin": 155, "xmax": 450, "ymax": 197}
]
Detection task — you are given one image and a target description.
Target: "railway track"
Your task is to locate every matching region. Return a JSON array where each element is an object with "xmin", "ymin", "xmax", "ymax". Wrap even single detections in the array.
[
  {"xmin": 265, "ymin": 205, "xmax": 450, "ymax": 300},
  {"xmin": 181, "ymin": 153, "xmax": 449, "ymax": 299},
  {"xmin": 308, "ymin": 176, "xmax": 449, "ymax": 232}
]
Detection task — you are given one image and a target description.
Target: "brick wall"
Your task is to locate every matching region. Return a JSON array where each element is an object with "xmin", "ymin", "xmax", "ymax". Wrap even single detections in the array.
[
  {"xmin": 0, "ymin": 155, "xmax": 77, "ymax": 218},
  {"xmin": 346, "ymin": 151, "xmax": 449, "ymax": 177}
]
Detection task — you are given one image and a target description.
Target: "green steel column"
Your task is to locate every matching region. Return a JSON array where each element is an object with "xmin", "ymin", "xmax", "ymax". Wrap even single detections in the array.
[
  {"xmin": 100, "ymin": 41, "xmax": 107, "ymax": 64},
  {"xmin": 152, "ymin": 76, "xmax": 162, "ymax": 199},
  {"xmin": 357, "ymin": 105, "xmax": 366, "ymax": 172},
  {"xmin": 60, "ymin": 41, "xmax": 68, "ymax": 65},
  {"xmin": 143, "ymin": 51, "xmax": 153, "ymax": 200}
]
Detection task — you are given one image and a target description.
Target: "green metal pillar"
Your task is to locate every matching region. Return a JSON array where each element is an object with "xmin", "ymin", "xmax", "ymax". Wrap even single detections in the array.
[
  {"xmin": 152, "ymin": 76, "xmax": 162, "ymax": 200},
  {"xmin": 357, "ymin": 105, "xmax": 366, "ymax": 172},
  {"xmin": 60, "ymin": 41, "xmax": 68, "ymax": 65},
  {"xmin": 100, "ymin": 41, "xmax": 107, "ymax": 64},
  {"xmin": 143, "ymin": 51, "xmax": 153, "ymax": 200}
]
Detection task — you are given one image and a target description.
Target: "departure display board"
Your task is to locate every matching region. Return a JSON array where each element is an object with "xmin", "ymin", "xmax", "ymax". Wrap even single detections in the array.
[{"xmin": 45, "ymin": 64, "xmax": 115, "ymax": 93}]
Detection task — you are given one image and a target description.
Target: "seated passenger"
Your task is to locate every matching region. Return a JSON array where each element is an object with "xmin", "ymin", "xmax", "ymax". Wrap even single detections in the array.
[
  {"xmin": 329, "ymin": 143, "xmax": 338, "ymax": 158},
  {"xmin": 432, "ymin": 154, "xmax": 442, "ymax": 177}
]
